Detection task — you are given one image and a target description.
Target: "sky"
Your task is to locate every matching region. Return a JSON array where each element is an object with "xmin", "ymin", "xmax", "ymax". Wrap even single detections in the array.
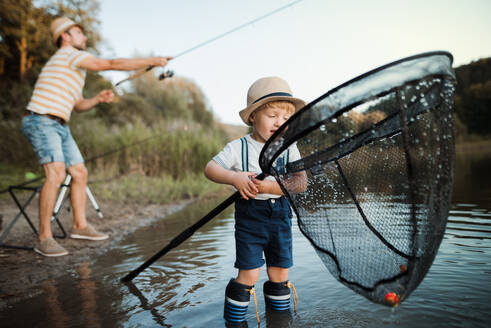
[{"xmin": 97, "ymin": 0, "xmax": 491, "ymax": 125}]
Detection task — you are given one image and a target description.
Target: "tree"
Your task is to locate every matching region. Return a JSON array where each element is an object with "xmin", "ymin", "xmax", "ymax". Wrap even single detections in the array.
[
  {"xmin": 132, "ymin": 73, "xmax": 214, "ymax": 125},
  {"xmin": 454, "ymin": 57, "xmax": 491, "ymax": 135},
  {"xmin": 0, "ymin": 0, "xmax": 104, "ymax": 119},
  {"xmin": 0, "ymin": 0, "xmax": 55, "ymax": 82}
]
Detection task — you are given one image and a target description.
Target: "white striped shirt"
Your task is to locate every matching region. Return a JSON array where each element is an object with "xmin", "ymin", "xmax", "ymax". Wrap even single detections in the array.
[{"xmin": 26, "ymin": 46, "xmax": 92, "ymax": 122}]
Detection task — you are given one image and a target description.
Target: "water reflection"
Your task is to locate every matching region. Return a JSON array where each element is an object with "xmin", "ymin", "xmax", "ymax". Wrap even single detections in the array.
[
  {"xmin": 124, "ymin": 281, "xmax": 169, "ymax": 327},
  {"xmin": 1, "ymin": 260, "xmax": 106, "ymax": 328},
  {"xmin": 42, "ymin": 280, "xmax": 70, "ymax": 328},
  {"xmin": 1, "ymin": 151, "xmax": 490, "ymax": 327},
  {"xmin": 77, "ymin": 262, "xmax": 102, "ymax": 328}
]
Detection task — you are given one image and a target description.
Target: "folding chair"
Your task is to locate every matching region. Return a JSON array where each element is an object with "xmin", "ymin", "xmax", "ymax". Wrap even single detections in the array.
[{"xmin": 0, "ymin": 175, "xmax": 103, "ymax": 250}]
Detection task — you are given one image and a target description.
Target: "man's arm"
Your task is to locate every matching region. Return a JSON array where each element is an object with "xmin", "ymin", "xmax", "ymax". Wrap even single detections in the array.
[
  {"xmin": 74, "ymin": 89, "xmax": 114, "ymax": 112},
  {"xmin": 204, "ymin": 160, "xmax": 258, "ymax": 200},
  {"xmin": 79, "ymin": 56, "xmax": 172, "ymax": 72}
]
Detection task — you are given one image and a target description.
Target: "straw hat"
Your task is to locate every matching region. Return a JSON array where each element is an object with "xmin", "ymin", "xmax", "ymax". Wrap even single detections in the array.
[
  {"xmin": 50, "ymin": 17, "xmax": 83, "ymax": 43},
  {"xmin": 239, "ymin": 76, "xmax": 305, "ymax": 125}
]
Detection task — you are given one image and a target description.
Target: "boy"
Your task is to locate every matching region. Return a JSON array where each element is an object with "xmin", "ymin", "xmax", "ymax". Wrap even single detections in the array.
[{"xmin": 204, "ymin": 76, "xmax": 306, "ymax": 325}]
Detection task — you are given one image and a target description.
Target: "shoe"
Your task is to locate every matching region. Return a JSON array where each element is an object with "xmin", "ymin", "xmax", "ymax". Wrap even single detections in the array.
[
  {"xmin": 34, "ymin": 238, "xmax": 69, "ymax": 257},
  {"xmin": 71, "ymin": 224, "xmax": 108, "ymax": 241}
]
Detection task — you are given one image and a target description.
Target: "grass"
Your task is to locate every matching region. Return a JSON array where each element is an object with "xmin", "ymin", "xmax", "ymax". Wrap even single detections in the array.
[
  {"xmin": 89, "ymin": 172, "xmax": 225, "ymax": 204},
  {"xmin": 0, "ymin": 116, "xmax": 231, "ymax": 203}
]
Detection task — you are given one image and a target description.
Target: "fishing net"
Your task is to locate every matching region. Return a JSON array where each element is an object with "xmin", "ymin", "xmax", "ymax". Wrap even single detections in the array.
[{"xmin": 259, "ymin": 51, "xmax": 456, "ymax": 306}]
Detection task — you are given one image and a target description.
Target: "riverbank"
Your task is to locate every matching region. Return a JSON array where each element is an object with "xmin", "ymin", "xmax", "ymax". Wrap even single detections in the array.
[
  {"xmin": 455, "ymin": 138, "xmax": 491, "ymax": 154},
  {"xmin": 0, "ymin": 196, "xmax": 202, "ymax": 310}
]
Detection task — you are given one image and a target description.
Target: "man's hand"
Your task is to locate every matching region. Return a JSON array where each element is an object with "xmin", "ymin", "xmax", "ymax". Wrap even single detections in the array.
[
  {"xmin": 152, "ymin": 56, "xmax": 173, "ymax": 67},
  {"xmin": 74, "ymin": 89, "xmax": 114, "ymax": 112},
  {"xmin": 97, "ymin": 89, "xmax": 114, "ymax": 103}
]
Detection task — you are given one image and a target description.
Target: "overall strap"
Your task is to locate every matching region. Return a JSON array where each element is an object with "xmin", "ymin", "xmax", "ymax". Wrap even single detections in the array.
[
  {"xmin": 240, "ymin": 137, "xmax": 248, "ymax": 172},
  {"xmin": 275, "ymin": 148, "xmax": 290, "ymax": 175},
  {"xmin": 241, "ymin": 136, "xmax": 289, "ymax": 174}
]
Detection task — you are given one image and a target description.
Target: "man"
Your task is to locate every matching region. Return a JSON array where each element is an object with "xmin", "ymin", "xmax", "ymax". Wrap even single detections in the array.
[{"xmin": 21, "ymin": 16, "xmax": 172, "ymax": 257}]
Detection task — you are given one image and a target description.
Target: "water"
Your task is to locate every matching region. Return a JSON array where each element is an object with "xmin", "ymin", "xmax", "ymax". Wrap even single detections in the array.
[{"xmin": 1, "ymin": 151, "xmax": 490, "ymax": 327}]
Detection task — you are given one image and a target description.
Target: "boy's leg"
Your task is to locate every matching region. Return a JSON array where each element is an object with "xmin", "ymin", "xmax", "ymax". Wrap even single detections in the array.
[
  {"xmin": 236, "ymin": 268, "xmax": 261, "ymax": 286},
  {"xmin": 224, "ymin": 269, "xmax": 260, "ymax": 325},
  {"xmin": 224, "ymin": 278, "xmax": 254, "ymax": 325},
  {"xmin": 229, "ymin": 199, "xmax": 267, "ymax": 324},
  {"xmin": 264, "ymin": 267, "xmax": 293, "ymax": 312},
  {"xmin": 263, "ymin": 197, "xmax": 295, "ymax": 311},
  {"xmin": 266, "ymin": 267, "xmax": 288, "ymax": 282}
]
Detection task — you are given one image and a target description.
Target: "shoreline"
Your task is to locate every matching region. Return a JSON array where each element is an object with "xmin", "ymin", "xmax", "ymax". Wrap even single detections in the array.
[
  {"xmin": 455, "ymin": 139, "xmax": 491, "ymax": 154},
  {"xmin": 0, "ymin": 197, "xmax": 195, "ymax": 310}
]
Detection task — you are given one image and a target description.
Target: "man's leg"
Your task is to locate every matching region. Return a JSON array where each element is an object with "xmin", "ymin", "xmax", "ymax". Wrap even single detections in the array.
[
  {"xmin": 67, "ymin": 163, "xmax": 108, "ymax": 241},
  {"xmin": 39, "ymin": 162, "xmax": 66, "ymax": 241},
  {"xmin": 67, "ymin": 163, "xmax": 88, "ymax": 230}
]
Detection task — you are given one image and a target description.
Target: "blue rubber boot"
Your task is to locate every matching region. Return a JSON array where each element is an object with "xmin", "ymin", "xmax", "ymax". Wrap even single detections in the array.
[
  {"xmin": 224, "ymin": 279, "xmax": 253, "ymax": 326},
  {"xmin": 263, "ymin": 280, "xmax": 292, "ymax": 312}
]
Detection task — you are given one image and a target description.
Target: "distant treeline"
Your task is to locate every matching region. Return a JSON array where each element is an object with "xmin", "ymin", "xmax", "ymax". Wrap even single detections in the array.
[
  {"xmin": 0, "ymin": 0, "xmax": 228, "ymax": 184},
  {"xmin": 1, "ymin": 1, "xmax": 490, "ymax": 174},
  {"xmin": 454, "ymin": 57, "xmax": 491, "ymax": 137}
]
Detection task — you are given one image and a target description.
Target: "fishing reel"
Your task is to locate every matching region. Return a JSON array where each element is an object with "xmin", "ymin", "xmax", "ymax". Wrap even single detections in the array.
[{"xmin": 158, "ymin": 70, "xmax": 174, "ymax": 80}]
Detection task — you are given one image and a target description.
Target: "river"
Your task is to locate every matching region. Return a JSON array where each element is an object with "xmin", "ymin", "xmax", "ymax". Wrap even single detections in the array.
[{"xmin": 1, "ymin": 150, "xmax": 490, "ymax": 327}]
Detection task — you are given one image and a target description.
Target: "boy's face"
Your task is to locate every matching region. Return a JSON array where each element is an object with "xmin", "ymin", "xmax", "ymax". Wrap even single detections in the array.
[{"xmin": 250, "ymin": 105, "xmax": 292, "ymax": 143}]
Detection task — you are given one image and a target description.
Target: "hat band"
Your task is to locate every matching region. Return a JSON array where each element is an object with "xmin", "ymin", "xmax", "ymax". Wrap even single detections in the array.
[{"xmin": 252, "ymin": 92, "xmax": 292, "ymax": 105}]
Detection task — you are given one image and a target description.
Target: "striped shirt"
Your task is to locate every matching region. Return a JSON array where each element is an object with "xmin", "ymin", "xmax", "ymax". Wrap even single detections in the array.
[{"xmin": 26, "ymin": 46, "xmax": 93, "ymax": 122}]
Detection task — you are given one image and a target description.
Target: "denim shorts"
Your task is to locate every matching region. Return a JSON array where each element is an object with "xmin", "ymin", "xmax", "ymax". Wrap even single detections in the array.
[
  {"xmin": 21, "ymin": 112, "xmax": 84, "ymax": 167},
  {"xmin": 234, "ymin": 197, "xmax": 293, "ymax": 270}
]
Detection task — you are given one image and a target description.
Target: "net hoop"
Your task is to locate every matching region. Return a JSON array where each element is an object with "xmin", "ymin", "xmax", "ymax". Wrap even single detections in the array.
[{"xmin": 259, "ymin": 51, "xmax": 455, "ymax": 173}]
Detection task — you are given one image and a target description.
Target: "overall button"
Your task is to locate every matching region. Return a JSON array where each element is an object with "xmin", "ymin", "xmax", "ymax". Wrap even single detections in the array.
[{"xmin": 270, "ymin": 199, "xmax": 276, "ymax": 204}]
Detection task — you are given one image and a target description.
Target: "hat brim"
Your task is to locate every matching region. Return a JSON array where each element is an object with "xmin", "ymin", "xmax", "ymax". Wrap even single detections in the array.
[
  {"xmin": 52, "ymin": 23, "xmax": 84, "ymax": 43},
  {"xmin": 239, "ymin": 96, "xmax": 306, "ymax": 126}
]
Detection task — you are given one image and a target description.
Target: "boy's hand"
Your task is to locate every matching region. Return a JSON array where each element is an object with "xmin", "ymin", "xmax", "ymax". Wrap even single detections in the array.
[
  {"xmin": 233, "ymin": 172, "xmax": 258, "ymax": 200},
  {"xmin": 252, "ymin": 176, "xmax": 284, "ymax": 195},
  {"xmin": 251, "ymin": 176, "xmax": 271, "ymax": 194}
]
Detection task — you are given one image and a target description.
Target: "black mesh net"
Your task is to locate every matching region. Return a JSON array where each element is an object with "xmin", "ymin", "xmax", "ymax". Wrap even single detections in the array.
[{"xmin": 259, "ymin": 52, "xmax": 457, "ymax": 307}]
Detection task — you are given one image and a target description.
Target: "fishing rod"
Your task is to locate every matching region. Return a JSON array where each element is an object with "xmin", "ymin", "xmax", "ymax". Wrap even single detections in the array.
[
  {"xmin": 121, "ymin": 173, "xmax": 265, "ymax": 282},
  {"xmin": 115, "ymin": 0, "xmax": 305, "ymax": 86}
]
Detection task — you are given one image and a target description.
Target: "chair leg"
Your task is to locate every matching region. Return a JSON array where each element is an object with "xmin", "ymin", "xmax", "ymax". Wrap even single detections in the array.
[
  {"xmin": 0, "ymin": 186, "xmax": 40, "ymax": 250},
  {"xmin": 1, "ymin": 176, "xmax": 104, "ymax": 251}
]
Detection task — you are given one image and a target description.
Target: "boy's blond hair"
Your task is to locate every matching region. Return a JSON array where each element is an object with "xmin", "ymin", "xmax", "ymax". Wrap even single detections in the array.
[{"xmin": 254, "ymin": 100, "xmax": 295, "ymax": 119}]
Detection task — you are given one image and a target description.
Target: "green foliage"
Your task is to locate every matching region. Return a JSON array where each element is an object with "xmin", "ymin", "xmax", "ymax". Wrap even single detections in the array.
[
  {"xmin": 0, "ymin": 0, "xmax": 104, "ymax": 119},
  {"xmin": 66, "ymin": 116, "xmax": 226, "ymax": 179},
  {"xmin": 0, "ymin": 1, "xmax": 231, "ymax": 203},
  {"xmin": 0, "ymin": 0, "xmax": 55, "ymax": 82},
  {"xmin": 91, "ymin": 173, "xmax": 223, "ymax": 204},
  {"xmin": 0, "ymin": 118, "xmax": 38, "ymax": 168},
  {"xmin": 133, "ymin": 74, "xmax": 214, "ymax": 126}
]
